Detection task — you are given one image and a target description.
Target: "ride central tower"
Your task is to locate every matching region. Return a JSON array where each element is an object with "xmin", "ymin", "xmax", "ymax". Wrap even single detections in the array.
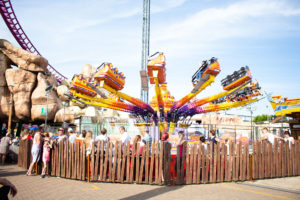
[{"xmin": 140, "ymin": 0, "xmax": 150, "ymax": 104}]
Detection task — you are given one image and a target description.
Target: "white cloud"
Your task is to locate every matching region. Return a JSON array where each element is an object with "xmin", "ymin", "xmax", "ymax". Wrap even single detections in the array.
[
  {"xmin": 151, "ymin": 0, "xmax": 300, "ymax": 58},
  {"xmin": 151, "ymin": 0, "xmax": 188, "ymax": 13}
]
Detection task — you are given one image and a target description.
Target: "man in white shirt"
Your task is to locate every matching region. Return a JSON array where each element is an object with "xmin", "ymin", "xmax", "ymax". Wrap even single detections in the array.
[
  {"xmin": 68, "ymin": 128, "xmax": 77, "ymax": 144},
  {"xmin": 119, "ymin": 126, "xmax": 131, "ymax": 146},
  {"xmin": 262, "ymin": 127, "xmax": 282, "ymax": 145}
]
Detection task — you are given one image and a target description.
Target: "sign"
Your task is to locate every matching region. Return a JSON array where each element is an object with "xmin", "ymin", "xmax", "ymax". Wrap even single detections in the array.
[{"xmin": 41, "ymin": 108, "xmax": 49, "ymax": 115}]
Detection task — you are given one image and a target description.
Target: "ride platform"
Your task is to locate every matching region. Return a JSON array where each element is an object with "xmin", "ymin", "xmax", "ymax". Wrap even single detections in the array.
[{"xmin": 94, "ymin": 63, "xmax": 125, "ymax": 91}]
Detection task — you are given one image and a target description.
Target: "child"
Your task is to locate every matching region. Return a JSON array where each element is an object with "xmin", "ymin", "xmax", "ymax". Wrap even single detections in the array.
[{"xmin": 41, "ymin": 132, "xmax": 51, "ymax": 178}]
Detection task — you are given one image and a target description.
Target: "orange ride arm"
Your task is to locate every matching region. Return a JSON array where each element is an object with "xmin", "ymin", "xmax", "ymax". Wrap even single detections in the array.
[
  {"xmin": 99, "ymin": 80, "xmax": 155, "ymax": 114},
  {"xmin": 71, "ymin": 91, "xmax": 142, "ymax": 113}
]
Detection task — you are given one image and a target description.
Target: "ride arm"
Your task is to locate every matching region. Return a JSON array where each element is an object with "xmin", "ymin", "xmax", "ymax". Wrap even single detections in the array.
[
  {"xmin": 71, "ymin": 91, "xmax": 146, "ymax": 115},
  {"xmin": 187, "ymin": 98, "xmax": 258, "ymax": 116},
  {"xmin": 153, "ymin": 70, "xmax": 165, "ymax": 121},
  {"xmin": 177, "ymin": 81, "xmax": 250, "ymax": 114},
  {"xmin": 170, "ymin": 74, "xmax": 215, "ymax": 113},
  {"xmin": 99, "ymin": 80, "xmax": 155, "ymax": 114}
]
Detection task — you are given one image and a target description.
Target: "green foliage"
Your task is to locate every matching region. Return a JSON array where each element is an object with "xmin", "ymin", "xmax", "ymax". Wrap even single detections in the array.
[{"xmin": 253, "ymin": 114, "xmax": 276, "ymax": 123}]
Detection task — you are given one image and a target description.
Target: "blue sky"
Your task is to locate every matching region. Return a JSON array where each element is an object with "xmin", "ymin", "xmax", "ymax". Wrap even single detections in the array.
[{"xmin": 1, "ymin": 0, "xmax": 300, "ymax": 116}]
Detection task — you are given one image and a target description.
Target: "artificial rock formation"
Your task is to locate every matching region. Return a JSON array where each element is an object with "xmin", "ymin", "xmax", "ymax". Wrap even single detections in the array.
[
  {"xmin": 0, "ymin": 52, "xmax": 10, "ymax": 86},
  {"xmin": 0, "ymin": 52, "xmax": 11, "ymax": 118},
  {"xmin": 31, "ymin": 73, "xmax": 62, "ymax": 121},
  {"xmin": 0, "ymin": 86, "xmax": 11, "ymax": 118},
  {"xmin": 54, "ymin": 106, "xmax": 80, "ymax": 123},
  {"xmin": 81, "ymin": 64, "xmax": 96, "ymax": 79},
  {"xmin": 0, "ymin": 39, "xmax": 48, "ymax": 72},
  {"xmin": 56, "ymin": 85, "xmax": 69, "ymax": 101},
  {"xmin": 5, "ymin": 68, "xmax": 36, "ymax": 120}
]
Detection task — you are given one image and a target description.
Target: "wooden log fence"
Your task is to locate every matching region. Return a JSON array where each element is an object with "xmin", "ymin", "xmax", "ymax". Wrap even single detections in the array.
[{"xmin": 18, "ymin": 140, "xmax": 300, "ymax": 185}]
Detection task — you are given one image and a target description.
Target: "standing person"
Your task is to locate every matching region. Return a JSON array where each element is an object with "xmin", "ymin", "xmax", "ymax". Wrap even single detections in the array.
[
  {"xmin": 199, "ymin": 136, "xmax": 207, "ymax": 154},
  {"xmin": 57, "ymin": 128, "xmax": 68, "ymax": 143},
  {"xmin": 1, "ymin": 124, "xmax": 7, "ymax": 139},
  {"xmin": 79, "ymin": 130, "xmax": 87, "ymax": 139},
  {"xmin": 177, "ymin": 131, "xmax": 186, "ymax": 156},
  {"xmin": 208, "ymin": 129, "xmax": 219, "ymax": 153},
  {"xmin": 26, "ymin": 126, "xmax": 43, "ymax": 176},
  {"xmin": 95, "ymin": 128, "xmax": 110, "ymax": 150},
  {"xmin": 284, "ymin": 131, "xmax": 295, "ymax": 148},
  {"xmin": 26, "ymin": 130, "xmax": 33, "ymax": 140},
  {"xmin": 0, "ymin": 177, "xmax": 17, "ymax": 200},
  {"xmin": 0, "ymin": 133, "xmax": 12, "ymax": 165},
  {"xmin": 133, "ymin": 135, "xmax": 144, "ymax": 155},
  {"xmin": 208, "ymin": 129, "xmax": 219, "ymax": 144},
  {"xmin": 41, "ymin": 133, "xmax": 51, "ymax": 178},
  {"xmin": 161, "ymin": 131, "xmax": 169, "ymax": 141},
  {"xmin": 84, "ymin": 131, "xmax": 94, "ymax": 155},
  {"xmin": 142, "ymin": 129, "xmax": 152, "ymax": 151},
  {"xmin": 68, "ymin": 128, "xmax": 77, "ymax": 144},
  {"xmin": 262, "ymin": 127, "xmax": 282, "ymax": 145},
  {"xmin": 120, "ymin": 126, "xmax": 131, "ymax": 146},
  {"xmin": 175, "ymin": 131, "xmax": 186, "ymax": 173},
  {"xmin": 21, "ymin": 129, "xmax": 29, "ymax": 140}
]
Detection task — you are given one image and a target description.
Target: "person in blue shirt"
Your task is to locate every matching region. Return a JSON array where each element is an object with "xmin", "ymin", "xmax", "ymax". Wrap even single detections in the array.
[{"xmin": 142, "ymin": 129, "xmax": 152, "ymax": 152}]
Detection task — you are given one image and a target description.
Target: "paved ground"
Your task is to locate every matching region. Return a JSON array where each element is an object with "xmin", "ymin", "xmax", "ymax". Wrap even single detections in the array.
[{"xmin": 0, "ymin": 165, "xmax": 299, "ymax": 200}]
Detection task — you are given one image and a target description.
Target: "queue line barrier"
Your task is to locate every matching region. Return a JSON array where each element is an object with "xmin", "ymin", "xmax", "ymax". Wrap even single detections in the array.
[{"xmin": 18, "ymin": 140, "xmax": 300, "ymax": 185}]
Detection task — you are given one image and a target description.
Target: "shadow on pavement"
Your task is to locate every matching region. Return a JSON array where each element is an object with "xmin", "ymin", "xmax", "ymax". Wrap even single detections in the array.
[
  {"xmin": 0, "ymin": 167, "xmax": 27, "ymax": 177},
  {"xmin": 119, "ymin": 185, "xmax": 184, "ymax": 200}
]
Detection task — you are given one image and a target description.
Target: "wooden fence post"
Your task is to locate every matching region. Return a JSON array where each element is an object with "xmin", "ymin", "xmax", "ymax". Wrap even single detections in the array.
[
  {"xmin": 196, "ymin": 143, "xmax": 202, "ymax": 184},
  {"xmin": 138, "ymin": 144, "xmax": 146, "ymax": 183},
  {"xmin": 94, "ymin": 141, "xmax": 100, "ymax": 181},
  {"xmin": 117, "ymin": 141, "xmax": 122, "ymax": 182},
  {"xmin": 154, "ymin": 142, "xmax": 159, "ymax": 184},
  {"xmin": 108, "ymin": 141, "xmax": 113, "ymax": 182},
  {"xmin": 201, "ymin": 143, "xmax": 206, "ymax": 184},
  {"xmin": 209, "ymin": 143, "xmax": 213, "ymax": 183},
  {"xmin": 144, "ymin": 142, "xmax": 149, "ymax": 184},
  {"xmin": 112, "ymin": 141, "xmax": 118, "ymax": 182},
  {"xmin": 102, "ymin": 141, "xmax": 110, "ymax": 181},
  {"xmin": 99, "ymin": 141, "xmax": 104, "ymax": 181},
  {"xmin": 280, "ymin": 141, "xmax": 284, "ymax": 177},
  {"xmin": 135, "ymin": 142, "xmax": 141, "ymax": 183},
  {"xmin": 193, "ymin": 144, "xmax": 197, "ymax": 184}
]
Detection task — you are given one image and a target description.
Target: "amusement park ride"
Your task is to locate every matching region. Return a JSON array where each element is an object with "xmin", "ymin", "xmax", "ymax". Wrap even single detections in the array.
[
  {"xmin": 0, "ymin": 0, "xmax": 263, "ymax": 134},
  {"xmin": 68, "ymin": 52, "xmax": 261, "ymax": 133}
]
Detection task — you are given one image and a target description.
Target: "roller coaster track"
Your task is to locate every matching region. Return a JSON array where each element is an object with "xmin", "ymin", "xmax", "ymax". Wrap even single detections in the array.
[{"xmin": 0, "ymin": 0, "xmax": 67, "ymax": 83}]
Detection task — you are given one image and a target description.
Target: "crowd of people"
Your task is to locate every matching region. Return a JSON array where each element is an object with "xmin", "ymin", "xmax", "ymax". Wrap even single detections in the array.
[
  {"xmin": 20, "ymin": 125, "xmax": 155, "ymax": 178},
  {"xmin": 0, "ymin": 124, "xmax": 298, "ymax": 199}
]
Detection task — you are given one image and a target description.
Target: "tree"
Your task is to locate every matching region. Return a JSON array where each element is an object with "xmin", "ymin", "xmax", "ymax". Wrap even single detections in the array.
[{"xmin": 253, "ymin": 114, "xmax": 276, "ymax": 123}]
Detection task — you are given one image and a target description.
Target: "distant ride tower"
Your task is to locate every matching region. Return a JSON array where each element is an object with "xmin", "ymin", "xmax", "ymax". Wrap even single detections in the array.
[{"xmin": 140, "ymin": 0, "xmax": 150, "ymax": 103}]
